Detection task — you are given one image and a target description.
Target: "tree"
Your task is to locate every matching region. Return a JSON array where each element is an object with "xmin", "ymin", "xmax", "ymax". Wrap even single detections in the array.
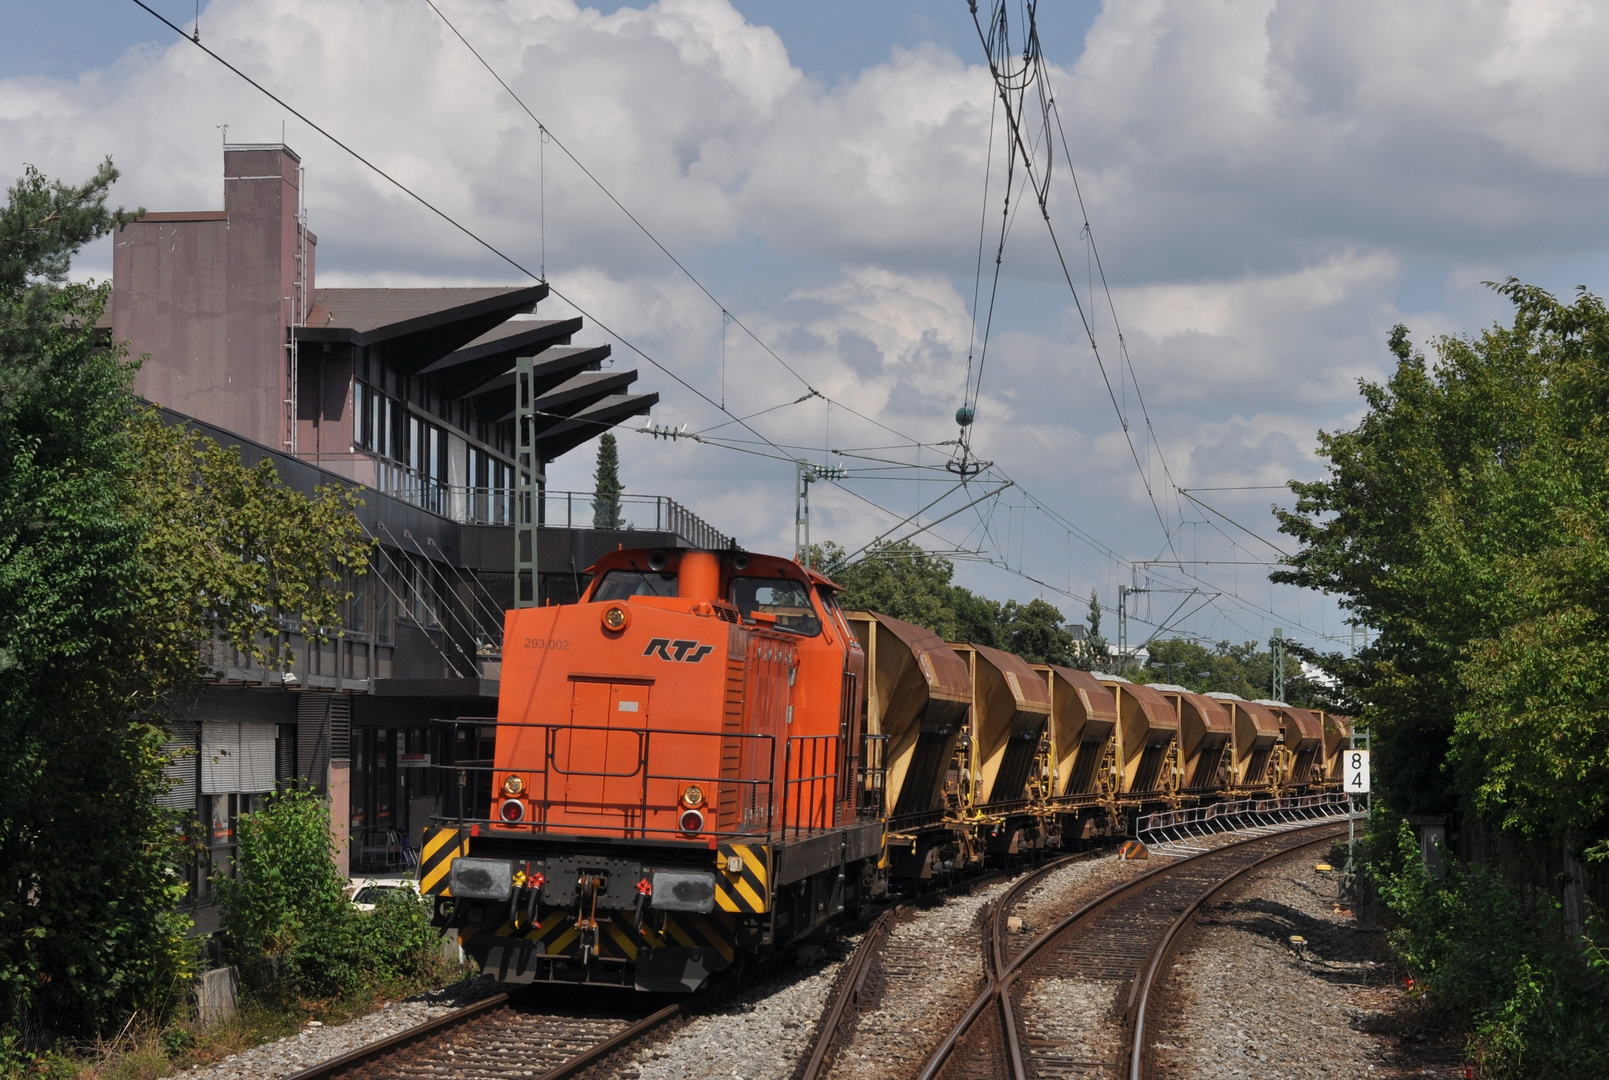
[
  {"xmin": 818, "ymin": 540, "xmax": 959, "ymax": 637},
  {"xmin": 817, "ymin": 541, "xmax": 1074, "ymax": 660},
  {"xmin": 1140, "ymin": 637, "xmax": 1329, "ymax": 707},
  {"xmin": 0, "ymin": 160, "xmax": 371, "ymax": 1041},
  {"xmin": 592, "ymin": 432, "xmax": 623, "ymax": 529},
  {"xmin": 1002, "ymin": 598, "xmax": 1075, "ymax": 666},
  {"xmin": 1075, "ymin": 590, "xmax": 1109, "ymax": 670},
  {"xmin": 128, "ymin": 413, "xmax": 370, "ymax": 685},
  {"xmin": 1276, "ymin": 284, "xmax": 1609, "ymax": 857}
]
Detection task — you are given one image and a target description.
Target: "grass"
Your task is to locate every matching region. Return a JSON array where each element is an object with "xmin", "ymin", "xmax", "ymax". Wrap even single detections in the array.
[{"xmin": 18, "ymin": 961, "xmax": 473, "ymax": 1080}]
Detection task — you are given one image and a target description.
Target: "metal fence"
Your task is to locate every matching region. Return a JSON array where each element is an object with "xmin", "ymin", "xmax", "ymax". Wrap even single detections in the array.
[
  {"xmin": 299, "ymin": 452, "xmax": 730, "ymax": 548},
  {"xmin": 1135, "ymin": 792, "xmax": 1350, "ymax": 855}
]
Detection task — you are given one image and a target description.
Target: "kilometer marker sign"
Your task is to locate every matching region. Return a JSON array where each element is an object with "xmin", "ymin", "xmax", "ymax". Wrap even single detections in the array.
[{"xmin": 1344, "ymin": 750, "xmax": 1371, "ymax": 794}]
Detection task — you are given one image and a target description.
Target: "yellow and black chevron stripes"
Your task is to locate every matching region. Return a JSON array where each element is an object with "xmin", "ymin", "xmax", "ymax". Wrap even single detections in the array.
[
  {"xmin": 715, "ymin": 843, "xmax": 769, "ymax": 913},
  {"xmin": 418, "ymin": 826, "xmax": 467, "ymax": 896},
  {"xmin": 471, "ymin": 909, "xmax": 737, "ymax": 966}
]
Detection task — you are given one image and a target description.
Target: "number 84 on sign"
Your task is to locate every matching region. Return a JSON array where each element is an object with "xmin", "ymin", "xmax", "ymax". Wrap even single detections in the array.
[{"xmin": 1344, "ymin": 750, "xmax": 1370, "ymax": 794}]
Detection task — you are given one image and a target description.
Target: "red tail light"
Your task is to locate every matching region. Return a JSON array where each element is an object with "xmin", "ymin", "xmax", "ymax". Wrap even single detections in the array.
[
  {"xmin": 678, "ymin": 808, "xmax": 704, "ymax": 835},
  {"xmin": 500, "ymin": 799, "xmax": 525, "ymax": 823}
]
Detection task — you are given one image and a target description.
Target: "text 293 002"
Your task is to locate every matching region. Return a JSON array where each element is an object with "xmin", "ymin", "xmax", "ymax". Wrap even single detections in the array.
[{"xmin": 523, "ymin": 638, "xmax": 570, "ymax": 650}]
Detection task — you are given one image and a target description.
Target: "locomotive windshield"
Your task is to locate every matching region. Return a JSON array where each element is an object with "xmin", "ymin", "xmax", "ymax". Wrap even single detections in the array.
[
  {"xmin": 593, "ymin": 570, "xmax": 678, "ymax": 600},
  {"xmin": 730, "ymin": 577, "xmax": 821, "ymax": 636}
]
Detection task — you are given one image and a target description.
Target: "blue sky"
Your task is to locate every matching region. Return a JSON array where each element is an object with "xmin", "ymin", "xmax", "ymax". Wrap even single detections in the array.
[
  {"xmin": 6, "ymin": 0, "xmax": 1606, "ymax": 653},
  {"xmin": 2, "ymin": 2, "xmax": 1103, "ymax": 86}
]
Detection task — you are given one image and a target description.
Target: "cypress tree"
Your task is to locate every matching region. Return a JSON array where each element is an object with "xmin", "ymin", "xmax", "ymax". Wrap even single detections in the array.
[{"xmin": 592, "ymin": 432, "xmax": 623, "ymax": 529}]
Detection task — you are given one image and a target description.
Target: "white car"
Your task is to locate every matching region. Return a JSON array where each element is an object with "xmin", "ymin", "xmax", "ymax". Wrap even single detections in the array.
[{"xmin": 347, "ymin": 877, "xmax": 422, "ymax": 912}]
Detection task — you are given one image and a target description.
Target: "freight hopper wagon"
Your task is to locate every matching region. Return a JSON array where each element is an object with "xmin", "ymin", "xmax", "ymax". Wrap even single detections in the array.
[
  {"xmin": 845, "ymin": 611, "xmax": 974, "ymax": 882},
  {"xmin": 419, "ymin": 548, "xmax": 879, "ymax": 993},
  {"xmin": 950, "ymin": 644, "xmax": 1054, "ymax": 858},
  {"xmin": 1149, "ymin": 686, "xmax": 1233, "ymax": 796},
  {"xmin": 1264, "ymin": 704, "xmax": 1325, "ymax": 792},
  {"xmin": 1034, "ymin": 665, "xmax": 1120, "ymax": 841},
  {"xmin": 1208, "ymin": 694, "xmax": 1283, "ymax": 794},
  {"xmin": 1320, "ymin": 714, "xmax": 1353, "ymax": 789},
  {"xmin": 1096, "ymin": 676, "xmax": 1181, "ymax": 812}
]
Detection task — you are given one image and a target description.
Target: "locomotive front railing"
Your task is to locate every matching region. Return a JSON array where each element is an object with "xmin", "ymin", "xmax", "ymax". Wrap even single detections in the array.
[{"xmin": 429, "ymin": 717, "xmax": 779, "ymax": 842}]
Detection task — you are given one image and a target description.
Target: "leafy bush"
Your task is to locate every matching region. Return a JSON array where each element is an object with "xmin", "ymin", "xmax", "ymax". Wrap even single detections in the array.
[
  {"xmin": 0, "ymin": 1030, "xmax": 75, "ymax": 1080},
  {"xmin": 214, "ymin": 791, "xmax": 443, "ymax": 1002},
  {"xmin": 1372, "ymin": 820, "xmax": 1609, "ymax": 1078}
]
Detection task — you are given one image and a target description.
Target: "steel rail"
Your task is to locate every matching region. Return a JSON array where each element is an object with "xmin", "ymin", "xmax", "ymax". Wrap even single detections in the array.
[
  {"xmin": 797, "ymin": 854, "xmax": 1076, "ymax": 1080},
  {"xmin": 532, "ymin": 1001, "xmax": 681, "ymax": 1080},
  {"xmin": 281, "ymin": 992, "xmax": 511, "ymax": 1080},
  {"xmin": 1127, "ymin": 830, "xmax": 1339, "ymax": 1080},
  {"xmin": 280, "ymin": 992, "xmax": 680, "ymax": 1080},
  {"xmin": 796, "ymin": 910, "xmax": 896, "ymax": 1080},
  {"xmin": 914, "ymin": 820, "xmax": 1346, "ymax": 1080}
]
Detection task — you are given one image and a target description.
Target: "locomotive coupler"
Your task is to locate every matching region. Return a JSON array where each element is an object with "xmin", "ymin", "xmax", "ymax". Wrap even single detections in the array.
[{"xmin": 575, "ymin": 874, "xmax": 605, "ymax": 961}]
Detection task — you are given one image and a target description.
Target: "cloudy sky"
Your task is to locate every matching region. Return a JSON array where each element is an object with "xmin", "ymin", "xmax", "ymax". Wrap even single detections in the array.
[{"xmin": 5, "ymin": 0, "xmax": 1603, "ymax": 654}]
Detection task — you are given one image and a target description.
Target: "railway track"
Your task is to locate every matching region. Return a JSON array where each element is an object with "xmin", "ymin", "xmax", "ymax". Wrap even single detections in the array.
[
  {"xmin": 284, "ymin": 815, "xmax": 1345, "ymax": 1080},
  {"xmin": 283, "ymin": 856, "xmax": 1035, "ymax": 1080},
  {"xmin": 281, "ymin": 989, "xmax": 679, "ymax": 1080},
  {"xmin": 800, "ymin": 818, "xmax": 1347, "ymax": 1080}
]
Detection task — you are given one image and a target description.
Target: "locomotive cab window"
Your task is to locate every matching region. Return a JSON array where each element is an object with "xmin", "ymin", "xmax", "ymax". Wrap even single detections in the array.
[
  {"xmin": 730, "ymin": 577, "xmax": 821, "ymax": 636},
  {"xmin": 593, "ymin": 570, "xmax": 678, "ymax": 600}
]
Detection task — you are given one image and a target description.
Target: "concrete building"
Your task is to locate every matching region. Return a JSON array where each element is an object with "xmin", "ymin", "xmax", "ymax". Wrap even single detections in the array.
[{"xmin": 111, "ymin": 144, "xmax": 729, "ymax": 929}]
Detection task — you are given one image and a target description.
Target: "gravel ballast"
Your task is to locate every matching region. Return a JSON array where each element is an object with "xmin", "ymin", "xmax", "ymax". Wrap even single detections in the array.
[
  {"xmin": 1146, "ymin": 851, "xmax": 1465, "ymax": 1079},
  {"xmin": 605, "ymin": 947, "xmax": 857, "ymax": 1080},
  {"xmin": 829, "ymin": 879, "xmax": 1013, "ymax": 1080}
]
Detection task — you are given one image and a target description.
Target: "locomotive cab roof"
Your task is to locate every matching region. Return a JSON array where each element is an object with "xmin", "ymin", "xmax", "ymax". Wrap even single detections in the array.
[{"xmin": 579, "ymin": 547, "xmax": 844, "ymax": 635}]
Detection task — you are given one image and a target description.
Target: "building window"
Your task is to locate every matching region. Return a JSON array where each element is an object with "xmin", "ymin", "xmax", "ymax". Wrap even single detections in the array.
[
  {"xmin": 399, "ymin": 554, "xmax": 442, "ymax": 629},
  {"xmin": 354, "ymin": 379, "xmax": 401, "ymax": 460}
]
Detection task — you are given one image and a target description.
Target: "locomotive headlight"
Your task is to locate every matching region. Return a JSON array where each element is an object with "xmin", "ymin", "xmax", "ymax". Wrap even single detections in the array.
[
  {"xmin": 680, "ymin": 784, "xmax": 705, "ymax": 808},
  {"xmin": 502, "ymin": 774, "xmax": 525, "ymax": 797},
  {"xmin": 602, "ymin": 604, "xmax": 630, "ymax": 631}
]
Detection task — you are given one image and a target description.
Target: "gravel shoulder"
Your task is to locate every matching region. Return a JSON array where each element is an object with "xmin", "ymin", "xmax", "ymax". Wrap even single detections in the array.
[{"xmin": 1146, "ymin": 852, "xmax": 1465, "ymax": 1080}]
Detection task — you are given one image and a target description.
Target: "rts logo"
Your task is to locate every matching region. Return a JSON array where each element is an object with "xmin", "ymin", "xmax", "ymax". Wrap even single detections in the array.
[{"xmin": 643, "ymin": 638, "xmax": 715, "ymax": 663}]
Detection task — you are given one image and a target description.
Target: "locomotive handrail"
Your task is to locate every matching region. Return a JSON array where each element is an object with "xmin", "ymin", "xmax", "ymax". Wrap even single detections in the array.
[
  {"xmin": 426, "ymin": 716, "xmax": 782, "ymax": 842},
  {"xmin": 543, "ymin": 727, "xmax": 648, "ymax": 778},
  {"xmin": 783, "ymin": 734, "xmax": 841, "ymax": 839},
  {"xmin": 425, "ymin": 720, "xmax": 904, "ymax": 842}
]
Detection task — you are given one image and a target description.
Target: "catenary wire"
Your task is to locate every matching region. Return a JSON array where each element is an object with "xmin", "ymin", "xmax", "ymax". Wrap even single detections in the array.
[{"xmin": 134, "ymin": 0, "xmax": 1329, "ymax": 646}]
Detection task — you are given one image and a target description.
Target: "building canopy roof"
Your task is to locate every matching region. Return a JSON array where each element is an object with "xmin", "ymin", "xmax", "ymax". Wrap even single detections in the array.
[{"xmin": 297, "ymin": 284, "xmax": 654, "ymax": 460}]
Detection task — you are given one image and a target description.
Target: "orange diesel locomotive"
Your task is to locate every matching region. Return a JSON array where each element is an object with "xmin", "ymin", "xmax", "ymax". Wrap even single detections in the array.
[{"xmin": 420, "ymin": 548, "xmax": 877, "ymax": 992}]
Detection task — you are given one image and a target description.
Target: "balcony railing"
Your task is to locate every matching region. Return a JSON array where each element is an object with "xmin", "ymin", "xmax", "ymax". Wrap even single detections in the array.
[{"xmin": 300, "ymin": 452, "xmax": 731, "ymax": 549}]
